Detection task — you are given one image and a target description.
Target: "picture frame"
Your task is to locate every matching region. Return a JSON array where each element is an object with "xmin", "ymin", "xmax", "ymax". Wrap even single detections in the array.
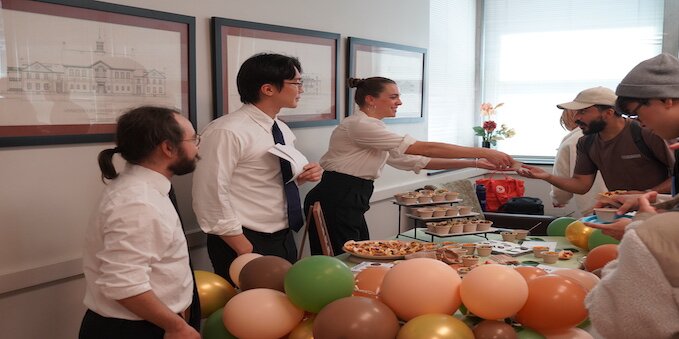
[
  {"xmin": 211, "ymin": 17, "xmax": 340, "ymax": 128},
  {"xmin": 347, "ymin": 37, "xmax": 427, "ymax": 123},
  {"xmin": 0, "ymin": 0, "xmax": 196, "ymax": 147}
]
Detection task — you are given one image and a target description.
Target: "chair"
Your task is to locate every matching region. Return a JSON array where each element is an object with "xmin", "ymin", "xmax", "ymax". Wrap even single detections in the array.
[{"xmin": 298, "ymin": 201, "xmax": 334, "ymax": 260}]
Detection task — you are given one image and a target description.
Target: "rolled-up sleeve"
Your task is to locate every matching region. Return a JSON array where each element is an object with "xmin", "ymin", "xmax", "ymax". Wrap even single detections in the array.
[
  {"xmin": 192, "ymin": 128, "xmax": 244, "ymax": 236},
  {"xmin": 387, "ymin": 151, "xmax": 431, "ymax": 173}
]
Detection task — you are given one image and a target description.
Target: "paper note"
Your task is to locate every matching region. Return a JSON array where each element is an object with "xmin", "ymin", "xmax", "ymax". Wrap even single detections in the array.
[{"xmin": 268, "ymin": 143, "xmax": 309, "ymax": 183}]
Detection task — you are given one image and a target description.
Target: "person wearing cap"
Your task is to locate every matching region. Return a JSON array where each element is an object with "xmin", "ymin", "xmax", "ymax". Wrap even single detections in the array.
[
  {"xmin": 582, "ymin": 53, "xmax": 679, "ymax": 339},
  {"xmin": 518, "ymin": 86, "xmax": 673, "ymax": 197}
]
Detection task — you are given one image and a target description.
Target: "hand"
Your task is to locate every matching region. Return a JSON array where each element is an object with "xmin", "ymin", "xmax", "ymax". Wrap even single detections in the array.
[
  {"xmin": 616, "ymin": 191, "xmax": 658, "ymax": 215},
  {"xmin": 296, "ymin": 162, "xmax": 323, "ymax": 184},
  {"xmin": 515, "ymin": 164, "xmax": 550, "ymax": 180},
  {"xmin": 475, "ymin": 158, "xmax": 500, "ymax": 170},
  {"xmin": 164, "ymin": 323, "xmax": 200, "ymax": 339},
  {"xmin": 584, "ymin": 218, "xmax": 632, "ymax": 241},
  {"xmin": 552, "ymin": 203, "xmax": 565, "ymax": 208},
  {"xmin": 480, "ymin": 149, "xmax": 513, "ymax": 168}
]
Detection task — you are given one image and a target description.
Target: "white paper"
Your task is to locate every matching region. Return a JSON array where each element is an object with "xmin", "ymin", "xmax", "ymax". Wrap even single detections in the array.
[
  {"xmin": 521, "ymin": 241, "xmax": 557, "ymax": 252},
  {"xmin": 268, "ymin": 143, "xmax": 309, "ymax": 183}
]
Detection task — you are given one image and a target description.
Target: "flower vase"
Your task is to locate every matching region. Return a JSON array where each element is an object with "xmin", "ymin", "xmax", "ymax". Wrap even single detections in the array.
[{"xmin": 482, "ymin": 141, "xmax": 491, "ymax": 148}]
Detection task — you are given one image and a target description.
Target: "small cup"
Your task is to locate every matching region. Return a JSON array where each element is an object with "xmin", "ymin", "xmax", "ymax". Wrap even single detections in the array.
[
  {"xmin": 476, "ymin": 244, "xmax": 493, "ymax": 257},
  {"xmin": 533, "ymin": 246, "xmax": 549, "ymax": 258},
  {"xmin": 425, "ymin": 222, "xmax": 437, "ymax": 232},
  {"xmin": 514, "ymin": 229, "xmax": 529, "ymax": 240},
  {"xmin": 449, "ymin": 223, "xmax": 464, "ymax": 234},
  {"xmin": 501, "ymin": 231, "xmax": 518, "ymax": 242},
  {"xmin": 432, "ymin": 193, "xmax": 447, "ymax": 202},
  {"xmin": 417, "ymin": 196, "xmax": 433, "ymax": 204},
  {"xmin": 476, "ymin": 220, "xmax": 493, "ymax": 231},
  {"xmin": 446, "ymin": 206, "xmax": 460, "ymax": 216},
  {"xmin": 463, "ymin": 222, "xmax": 478, "ymax": 233},
  {"xmin": 432, "ymin": 207, "xmax": 447, "ymax": 217},
  {"xmin": 594, "ymin": 208, "xmax": 618, "ymax": 223},
  {"xmin": 445, "ymin": 192, "xmax": 460, "ymax": 201},
  {"xmin": 417, "ymin": 208, "xmax": 434, "ymax": 218},
  {"xmin": 402, "ymin": 196, "xmax": 418, "ymax": 204},
  {"xmin": 462, "ymin": 243, "xmax": 476, "ymax": 255},
  {"xmin": 434, "ymin": 224, "xmax": 451, "ymax": 235},
  {"xmin": 458, "ymin": 206, "xmax": 473, "ymax": 215},
  {"xmin": 461, "ymin": 255, "xmax": 479, "ymax": 267},
  {"xmin": 543, "ymin": 251, "xmax": 559, "ymax": 264}
]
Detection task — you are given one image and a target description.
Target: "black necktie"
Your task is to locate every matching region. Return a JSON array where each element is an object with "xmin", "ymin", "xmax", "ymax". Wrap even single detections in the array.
[
  {"xmin": 673, "ymin": 149, "xmax": 679, "ymax": 196},
  {"xmin": 169, "ymin": 186, "xmax": 201, "ymax": 331},
  {"xmin": 272, "ymin": 121, "xmax": 304, "ymax": 231}
]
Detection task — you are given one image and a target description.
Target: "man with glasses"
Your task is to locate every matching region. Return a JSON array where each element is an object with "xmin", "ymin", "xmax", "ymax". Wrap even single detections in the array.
[
  {"xmin": 192, "ymin": 53, "xmax": 322, "ymax": 284},
  {"xmin": 518, "ymin": 86, "xmax": 673, "ymax": 197},
  {"xmin": 584, "ymin": 53, "xmax": 679, "ymax": 339}
]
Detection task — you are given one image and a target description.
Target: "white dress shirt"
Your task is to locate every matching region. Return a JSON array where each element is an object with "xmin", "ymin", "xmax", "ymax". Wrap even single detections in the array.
[
  {"xmin": 192, "ymin": 104, "xmax": 296, "ymax": 235},
  {"xmin": 550, "ymin": 128, "xmax": 607, "ymax": 215},
  {"xmin": 320, "ymin": 110, "xmax": 429, "ymax": 180},
  {"xmin": 82, "ymin": 164, "xmax": 192, "ymax": 320}
]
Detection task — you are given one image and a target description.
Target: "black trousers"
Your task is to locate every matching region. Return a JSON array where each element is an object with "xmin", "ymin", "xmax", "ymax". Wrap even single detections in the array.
[
  {"xmin": 304, "ymin": 171, "xmax": 374, "ymax": 255},
  {"xmin": 79, "ymin": 309, "xmax": 165, "ymax": 339},
  {"xmin": 207, "ymin": 227, "xmax": 297, "ymax": 285}
]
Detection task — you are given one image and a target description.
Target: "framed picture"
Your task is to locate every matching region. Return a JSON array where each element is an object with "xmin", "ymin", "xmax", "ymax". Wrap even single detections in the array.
[
  {"xmin": 211, "ymin": 17, "xmax": 340, "ymax": 127},
  {"xmin": 0, "ymin": 0, "xmax": 196, "ymax": 147},
  {"xmin": 347, "ymin": 37, "xmax": 427, "ymax": 123}
]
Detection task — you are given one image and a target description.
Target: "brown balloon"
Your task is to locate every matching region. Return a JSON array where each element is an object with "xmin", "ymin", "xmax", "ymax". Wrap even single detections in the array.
[
  {"xmin": 313, "ymin": 297, "xmax": 400, "ymax": 339},
  {"xmin": 473, "ymin": 320, "xmax": 518, "ymax": 339},
  {"xmin": 238, "ymin": 256, "xmax": 292, "ymax": 292}
]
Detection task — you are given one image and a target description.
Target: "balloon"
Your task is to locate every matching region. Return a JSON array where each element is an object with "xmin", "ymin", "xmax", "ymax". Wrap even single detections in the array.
[
  {"xmin": 288, "ymin": 317, "xmax": 314, "ymax": 339},
  {"xmin": 313, "ymin": 297, "xmax": 400, "ymax": 339},
  {"xmin": 380, "ymin": 258, "xmax": 462, "ymax": 321},
  {"xmin": 194, "ymin": 270, "xmax": 237, "ymax": 318},
  {"xmin": 284, "ymin": 256, "xmax": 354, "ymax": 313},
  {"xmin": 517, "ymin": 328, "xmax": 546, "ymax": 339},
  {"xmin": 565, "ymin": 220, "xmax": 594, "ymax": 250},
  {"xmin": 584, "ymin": 244, "xmax": 618, "ymax": 272},
  {"xmin": 514, "ymin": 266, "xmax": 548, "ymax": 284},
  {"xmin": 552, "ymin": 269, "xmax": 600, "ymax": 291},
  {"xmin": 515, "ymin": 276, "xmax": 588, "ymax": 332},
  {"xmin": 461, "ymin": 264, "xmax": 528, "ymax": 320},
  {"xmin": 223, "ymin": 288, "xmax": 303, "ymax": 339},
  {"xmin": 473, "ymin": 320, "xmax": 518, "ymax": 339},
  {"xmin": 542, "ymin": 327, "xmax": 593, "ymax": 339},
  {"xmin": 353, "ymin": 266, "xmax": 390, "ymax": 299},
  {"xmin": 398, "ymin": 314, "xmax": 474, "ymax": 339},
  {"xmin": 238, "ymin": 256, "xmax": 292, "ymax": 292},
  {"xmin": 547, "ymin": 217, "xmax": 577, "ymax": 236},
  {"xmin": 577, "ymin": 318, "xmax": 591, "ymax": 329},
  {"xmin": 229, "ymin": 253, "xmax": 262, "ymax": 287},
  {"xmin": 587, "ymin": 229, "xmax": 620, "ymax": 250},
  {"xmin": 202, "ymin": 308, "xmax": 237, "ymax": 339}
]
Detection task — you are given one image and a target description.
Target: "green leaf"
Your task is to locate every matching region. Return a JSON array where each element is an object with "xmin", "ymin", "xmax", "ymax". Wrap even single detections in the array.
[{"xmin": 473, "ymin": 126, "xmax": 485, "ymax": 137}]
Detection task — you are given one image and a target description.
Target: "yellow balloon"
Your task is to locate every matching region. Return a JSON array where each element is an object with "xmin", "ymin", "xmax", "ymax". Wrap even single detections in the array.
[
  {"xmin": 565, "ymin": 220, "xmax": 594, "ymax": 250},
  {"xmin": 194, "ymin": 270, "xmax": 237, "ymax": 318},
  {"xmin": 288, "ymin": 317, "xmax": 314, "ymax": 339},
  {"xmin": 397, "ymin": 314, "xmax": 474, "ymax": 339}
]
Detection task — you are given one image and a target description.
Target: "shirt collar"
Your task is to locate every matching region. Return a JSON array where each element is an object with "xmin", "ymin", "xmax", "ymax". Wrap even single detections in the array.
[
  {"xmin": 242, "ymin": 104, "xmax": 278, "ymax": 133},
  {"xmin": 124, "ymin": 163, "xmax": 172, "ymax": 195}
]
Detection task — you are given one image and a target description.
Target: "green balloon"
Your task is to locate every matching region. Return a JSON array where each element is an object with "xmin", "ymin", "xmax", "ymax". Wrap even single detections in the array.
[
  {"xmin": 547, "ymin": 217, "xmax": 577, "ymax": 236},
  {"xmin": 577, "ymin": 317, "xmax": 592, "ymax": 329},
  {"xmin": 202, "ymin": 308, "xmax": 237, "ymax": 339},
  {"xmin": 517, "ymin": 327, "xmax": 546, "ymax": 339},
  {"xmin": 284, "ymin": 256, "xmax": 354, "ymax": 313},
  {"xmin": 588, "ymin": 229, "xmax": 620, "ymax": 250}
]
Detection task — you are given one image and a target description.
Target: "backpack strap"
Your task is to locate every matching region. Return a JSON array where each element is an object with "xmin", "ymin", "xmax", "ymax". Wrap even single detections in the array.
[{"xmin": 629, "ymin": 120, "xmax": 661, "ymax": 164}]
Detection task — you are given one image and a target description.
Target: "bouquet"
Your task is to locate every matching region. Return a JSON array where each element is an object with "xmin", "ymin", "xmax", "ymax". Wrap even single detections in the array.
[{"xmin": 473, "ymin": 102, "xmax": 516, "ymax": 146}]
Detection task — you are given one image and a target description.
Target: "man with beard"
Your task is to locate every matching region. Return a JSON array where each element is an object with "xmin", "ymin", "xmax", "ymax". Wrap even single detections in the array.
[
  {"xmin": 518, "ymin": 86, "xmax": 673, "ymax": 195},
  {"xmin": 79, "ymin": 106, "xmax": 201, "ymax": 339}
]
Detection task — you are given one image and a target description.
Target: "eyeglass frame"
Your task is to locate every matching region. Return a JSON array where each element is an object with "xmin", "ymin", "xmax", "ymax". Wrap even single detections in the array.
[
  {"xmin": 182, "ymin": 134, "xmax": 201, "ymax": 146},
  {"xmin": 283, "ymin": 80, "xmax": 304, "ymax": 88}
]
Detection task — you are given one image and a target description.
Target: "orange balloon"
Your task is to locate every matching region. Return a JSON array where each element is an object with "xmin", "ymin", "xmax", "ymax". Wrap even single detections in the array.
[
  {"xmin": 565, "ymin": 220, "xmax": 594, "ymax": 250},
  {"xmin": 515, "ymin": 275, "xmax": 588, "ymax": 332},
  {"xmin": 461, "ymin": 264, "xmax": 528, "ymax": 320},
  {"xmin": 552, "ymin": 269, "xmax": 600, "ymax": 291},
  {"xmin": 514, "ymin": 266, "xmax": 548, "ymax": 283},
  {"xmin": 354, "ymin": 266, "xmax": 390, "ymax": 299},
  {"xmin": 223, "ymin": 288, "xmax": 303, "ymax": 339},
  {"xmin": 379, "ymin": 258, "xmax": 462, "ymax": 321},
  {"xmin": 584, "ymin": 244, "xmax": 618, "ymax": 272}
]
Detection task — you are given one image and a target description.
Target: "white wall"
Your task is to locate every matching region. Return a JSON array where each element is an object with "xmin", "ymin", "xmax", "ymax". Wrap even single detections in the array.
[{"xmin": 0, "ymin": 1, "xmax": 431, "ymax": 338}]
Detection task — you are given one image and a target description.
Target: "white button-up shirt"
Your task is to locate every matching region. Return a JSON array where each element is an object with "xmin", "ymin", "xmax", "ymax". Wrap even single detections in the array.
[
  {"xmin": 192, "ymin": 104, "xmax": 296, "ymax": 235},
  {"xmin": 82, "ymin": 164, "xmax": 192, "ymax": 320},
  {"xmin": 320, "ymin": 110, "xmax": 430, "ymax": 180}
]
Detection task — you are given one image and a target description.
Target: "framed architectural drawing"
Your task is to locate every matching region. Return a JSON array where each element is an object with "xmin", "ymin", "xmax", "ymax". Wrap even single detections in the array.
[
  {"xmin": 347, "ymin": 37, "xmax": 427, "ymax": 123},
  {"xmin": 0, "ymin": 0, "xmax": 196, "ymax": 147},
  {"xmin": 211, "ymin": 17, "xmax": 340, "ymax": 127}
]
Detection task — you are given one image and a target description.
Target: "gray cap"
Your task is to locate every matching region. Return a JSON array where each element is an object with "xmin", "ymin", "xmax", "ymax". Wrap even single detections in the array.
[{"xmin": 616, "ymin": 53, "xmax": 679, "ymax": 98}]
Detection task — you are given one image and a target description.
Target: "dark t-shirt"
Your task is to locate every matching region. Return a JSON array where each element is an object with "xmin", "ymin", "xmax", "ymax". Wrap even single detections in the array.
[{"xmin": 574, "ymin": 119, "xmax": 674, "ymax": 191}]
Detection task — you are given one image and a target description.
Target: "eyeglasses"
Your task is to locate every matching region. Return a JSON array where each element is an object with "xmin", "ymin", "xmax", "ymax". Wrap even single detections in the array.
[
  {"xmin": 625, "ymin": 102, "xmax": 643, "ymax": 118},
  {"xmin": 183, "ymin": 134, "xmax": 201, "ymax": 146},
  {"xmin": 284, "ymin": 80, "xmax": 304, "ymax": 88}
]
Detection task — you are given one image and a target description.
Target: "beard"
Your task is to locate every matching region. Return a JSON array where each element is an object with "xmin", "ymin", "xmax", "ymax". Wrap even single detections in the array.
[
  {"xmin": 169, "ymin": 149, "xmax": 200, "ymax": 176},
  {"xmin": 579, "ymin": 119, "xmax": 606, "ymax": 135}
]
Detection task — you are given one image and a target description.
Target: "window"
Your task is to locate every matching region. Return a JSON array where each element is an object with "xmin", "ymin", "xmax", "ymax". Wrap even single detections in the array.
[{"xmin": 481, "ymin": 0, "xmax": 664, "ymax": 158}]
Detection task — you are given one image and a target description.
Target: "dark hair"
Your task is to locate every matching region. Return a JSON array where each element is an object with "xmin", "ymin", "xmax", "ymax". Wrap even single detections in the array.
[
  {"xmin": 591, "ymin": 104, "xmax": 621, "ymax": 116},
  {"xmin": 615, "ymin": 96, "xmax": 650, "ymax": 117},
  {"xmin": 347, "ymin": 77, "xmax": 396, "ymax": 107},
  {"xmin": 236, "ymin": 53, "xmax": 302, "ymax": 104},
  {"xmin": 98, "ymin": 106, "xmax": 183, "ymax": 181}
]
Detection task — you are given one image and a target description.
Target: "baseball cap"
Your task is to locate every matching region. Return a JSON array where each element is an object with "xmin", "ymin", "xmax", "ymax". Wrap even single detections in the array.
[{"xmin": 556, "ymin": 86, "xmax": 617, "ymax": 110}]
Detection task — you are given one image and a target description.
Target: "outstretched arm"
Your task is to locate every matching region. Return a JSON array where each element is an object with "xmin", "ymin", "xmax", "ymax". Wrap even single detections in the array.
[
  {"xmin": 517, "ymin": 164, "xmax": 595, "ymax": 194},
  {"xmin": 425, "ymin": 158, "xmax": 500, "ymax": 171},
  {"xmin": 406, "ymin": 141, "xmax": 513, "ymax": 168}
]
